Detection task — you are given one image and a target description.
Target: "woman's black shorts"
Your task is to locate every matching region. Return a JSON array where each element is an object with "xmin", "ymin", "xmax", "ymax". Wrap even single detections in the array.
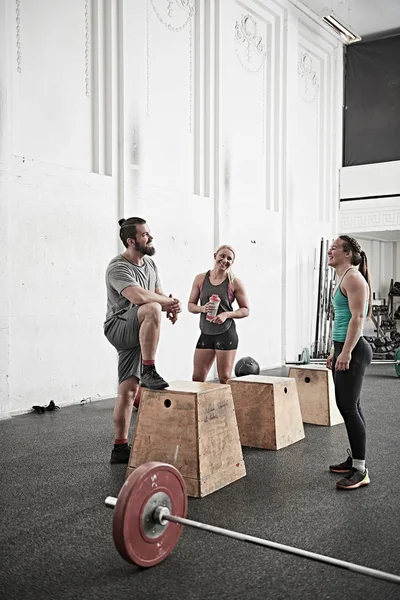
[{"xmin": 195, "ymin": 323, "xmax": 238, "ymax": 350}]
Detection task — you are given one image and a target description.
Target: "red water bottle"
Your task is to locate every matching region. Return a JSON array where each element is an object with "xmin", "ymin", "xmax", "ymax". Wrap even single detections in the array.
[{"xmin": 206, "ymin": 294, "xmax": 221, "ymax": 321}]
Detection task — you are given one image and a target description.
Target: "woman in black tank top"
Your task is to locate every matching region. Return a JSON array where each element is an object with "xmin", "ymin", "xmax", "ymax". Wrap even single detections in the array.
[{"xmin": 187, "ymin": 245, "xmax": 250, "ymax": 383}]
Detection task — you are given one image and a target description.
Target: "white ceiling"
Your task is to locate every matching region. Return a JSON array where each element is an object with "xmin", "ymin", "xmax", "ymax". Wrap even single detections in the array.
[
  {"xmin": 351, "ymin": 230, "xmax": 400, "ymax": 242},
  {"xmin": 295, "ymin": 0, "xmax": 400, "ymax": 39}
]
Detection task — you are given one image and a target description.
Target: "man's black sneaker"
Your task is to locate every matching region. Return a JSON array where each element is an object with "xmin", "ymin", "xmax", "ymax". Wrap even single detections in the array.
[
  {"xmin": 110, "ymin": 444, "xmax": 131, "ymax": 464},
  {"xmin": 336, "ymin": 467, "xmax": 370, "ymax": 490},
  {"xmin": 329, "ymin": 449, "xmax": 352, "ymax": 473},
  {"xmin": 140, "ymin": 367, "xmax": 169, "ymax": 390}
]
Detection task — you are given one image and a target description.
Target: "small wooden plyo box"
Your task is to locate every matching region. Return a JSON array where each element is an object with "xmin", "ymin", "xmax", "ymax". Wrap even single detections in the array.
[
  {"xmin": 127, "ymin": 381, "xmax": 246, "ymax": 498},
  {"xmin": 228, "ymin": 375, "xmax": 305, "ymax": 450},
  {"xmin": 288, "ymin": 365, "xmax": 343, "ymax": 426}
]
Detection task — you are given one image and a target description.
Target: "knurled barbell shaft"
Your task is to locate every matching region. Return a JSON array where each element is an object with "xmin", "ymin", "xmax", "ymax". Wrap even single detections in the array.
[
  {"xmin": 161, "ymin": 513, "xmax": 400, "ymax": 585},
  {"xmin": 309, "ymin": 360, "xmax": 400, "ymax": 365},
  {"xmin": 105, "ymin": 497, "xmax": 400, "ymax": 584},
  {"xmin": 288, "ymin": 360, "xmax": 400, "ymax": 365}
]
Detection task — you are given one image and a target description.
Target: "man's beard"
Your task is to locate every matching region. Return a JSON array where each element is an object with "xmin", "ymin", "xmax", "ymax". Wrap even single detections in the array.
[{"xmin": 135, "ymin": 241, "xmax": 156, "ymax": 256}]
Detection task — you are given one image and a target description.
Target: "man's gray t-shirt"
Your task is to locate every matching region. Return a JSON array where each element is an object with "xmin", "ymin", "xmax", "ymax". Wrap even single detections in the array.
[{"xmin": 105, "ymin": 255, "xmax": 161, "ymax": 322}]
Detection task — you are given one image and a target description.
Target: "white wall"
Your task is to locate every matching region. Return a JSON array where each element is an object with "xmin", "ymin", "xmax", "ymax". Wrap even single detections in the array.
[
  {"xmin": 340, "ymin": 161, "xmax": 400, "ymax": 200},
  {"xmin": 284, "ymin": 5, "xmax": 342, "ymax": 359},
  {"xmin": 0, "ymin": 0, "xmax": 342, "ymax": 418},
  {"xmin": 351, "ymin": 238, "xmax": 395, "ymax": 300},
  {"xmin": 123, "ymin": 0, "xmax": 342, "ymax": 368},
  {"xmin": 339, "ymin": 195, "xmax": 400, "ymax": 300},
  {"xmin": 339, "ymin": 193, "xmax": 400, "ymax": 319},
  {"xmin": 0, "ymin": 0, "xmax": 118, "ymax": 418}
]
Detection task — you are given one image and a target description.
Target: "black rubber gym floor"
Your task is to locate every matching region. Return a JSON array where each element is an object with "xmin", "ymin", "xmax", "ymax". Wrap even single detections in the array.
[{"xmin": 1, "ymin": 364, "xmax": 400, "ymax": 600}]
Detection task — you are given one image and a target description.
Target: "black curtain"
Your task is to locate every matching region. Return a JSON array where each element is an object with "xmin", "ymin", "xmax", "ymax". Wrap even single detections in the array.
[{"xmin": 343, "ymin": 35, "xmax": 400, "ymax": 167}]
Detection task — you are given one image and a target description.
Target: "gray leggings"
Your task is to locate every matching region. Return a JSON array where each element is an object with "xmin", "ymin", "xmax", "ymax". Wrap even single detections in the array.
[{"xmin": 332, "ymin": 337, "xmax": 372, "ymax": 460}]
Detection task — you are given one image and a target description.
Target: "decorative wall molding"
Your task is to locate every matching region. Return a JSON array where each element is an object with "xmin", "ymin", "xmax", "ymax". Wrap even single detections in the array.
[
  {"xmin": 234, "ymin": 13, "xmax": 267, "ymax": 155},
  {"xmin": 297, "ymin": 51, "xmax": 319, "ymax": 103},
  {"xmin": 188, "ymin": 16, "xmax": 193, "ymax": 133},
  {"xmin": 85, "ymin": 0, "xmax": 90, "ymax": 97},
  {"xmin": 193, "ymin": 0, "xmax": 220, "ymax": 199},
  {"xmin": 297, "ymin": 34, "xmax": 327, "ymax": 223},
  {"xmin": 15, "ymin": 0, "xmax": 21, "ymax": 73},
  {"xmin": 149, "ymin": 0, "xmax": 195, "ymax": 32},
  {"xmin": 340, "ymin": 202, "xmax": 400, "ymax": 232},
  {"xmin": 146, "ymin": 0, "xmax": 195, "ymax": 131},
  {"xmin": 227, "ymin": 0, "xmax": 287, "ymax": 211},
  {"xmin": 299, "ymin": 21, "xmax": 341, "ymax": 223},
  {"xmin": 234, "ymin": 14, "xmax": 266, "ymax": 74},
  {"xmin": 91, "ymin": 0, "xmax": 103, "ymax": 174},
  {"xmin": 146, "ymin": 0, "xmax": 150, "ymax": 118},
  {"xmin": 341, "ymin": 212, "xmax": 400, "ymax": 229},
  {"xmin": 297, "ymin": 16, "xmax": 339, "ymax": 224},
  {"xmin": 90, "ymin": 0, "xmax": 121, "ymax": 177}
]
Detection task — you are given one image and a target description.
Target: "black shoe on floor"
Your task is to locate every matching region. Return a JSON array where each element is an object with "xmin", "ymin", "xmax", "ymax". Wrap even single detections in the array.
[
  {"xmin": 329, "ymin": 449, "xmax": 352, "ymax": 473},
  {"xmin": 336, "ymin": 468, "xmax": 370, "ymax": 490},
  {"xmin": 140, "ymin": 367, "xmax": 169, "ymax": 390},
  {"xmin": 110, "ymin": 444, "xmax": 131, "ymax": 464},
  {"xmin": 45, "ymin": 400, "xmax": 60, "ymax": 411}
]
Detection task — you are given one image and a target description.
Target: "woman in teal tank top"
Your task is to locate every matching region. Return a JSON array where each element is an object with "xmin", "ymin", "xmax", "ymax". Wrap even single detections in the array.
[{"xmin": 326, "ymin": 236, "xmax": 373, "ymax": 491}]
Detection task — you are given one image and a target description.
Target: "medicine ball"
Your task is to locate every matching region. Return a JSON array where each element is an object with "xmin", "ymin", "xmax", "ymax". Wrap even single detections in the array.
[{"xmin": 234, "ymin": 356, "xmax": 260, "ymax": 377}]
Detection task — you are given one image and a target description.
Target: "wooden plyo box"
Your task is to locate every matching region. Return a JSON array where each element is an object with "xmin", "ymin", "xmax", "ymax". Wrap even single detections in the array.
[
  {"xmin": 288, "ymin": 365, "xmax": 343, "ymax": 426},
  {"xmin": 127, "ymin": 381, "xmax": 246, "ymax": 498},
  {"xmin": 228, "ymin": 375, "xmax": 305, "ymax": 450}
]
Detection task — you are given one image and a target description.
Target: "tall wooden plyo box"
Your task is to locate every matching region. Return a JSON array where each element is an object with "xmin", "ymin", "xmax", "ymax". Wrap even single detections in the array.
[
  {"xmin": 228, "ymin": 375, "xmax": 305, "ymax": 450},
  {"xmin": 127, "ymin": 381, "xmax": 246, "ymax": 497},
  {"xmin": 288, "ymin": 365, "xmax": 343, "ymax": 426}
]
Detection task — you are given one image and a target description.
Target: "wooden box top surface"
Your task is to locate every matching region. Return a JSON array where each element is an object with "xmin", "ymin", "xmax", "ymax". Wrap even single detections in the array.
[
  {"xmin": 229, "ymin": 375, "xmax": 294, "ymax": 385},
  {"xmin": 288, "ymin": 365, "xmax": 328, "ymax": 372},
  {"xmin": 152, "ymin": 381, "xmax": 230, "ymax": 394}
]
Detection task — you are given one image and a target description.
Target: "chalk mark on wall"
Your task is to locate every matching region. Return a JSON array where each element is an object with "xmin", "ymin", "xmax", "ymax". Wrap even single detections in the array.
[
  {"xmin": 130, "ymin": 124, "xmax": 141, "ymax": 201},
  {"xmin": 147, "ymin": 0, "xmax": 195, "ymax": 131},
  {"xmin": 131, "ymin": 126, "xmax": 140, "ymax": 165}
]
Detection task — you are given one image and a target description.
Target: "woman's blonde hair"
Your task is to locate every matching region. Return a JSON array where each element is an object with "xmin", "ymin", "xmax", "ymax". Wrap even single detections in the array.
[{"xmin": 215, "ymin": 244, "xmax": 236, "ymax": 283}]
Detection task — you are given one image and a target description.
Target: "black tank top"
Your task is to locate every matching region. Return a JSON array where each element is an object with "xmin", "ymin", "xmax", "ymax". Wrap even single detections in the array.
[{"xmin": 199, "ymin": 271, "xmax": 234, "ymax": 335}]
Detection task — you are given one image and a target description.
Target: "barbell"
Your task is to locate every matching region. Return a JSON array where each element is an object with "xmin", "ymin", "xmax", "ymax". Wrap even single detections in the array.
[{"xmin": 105, "ymin": 462, "xmax": 400, "ymax": 585}]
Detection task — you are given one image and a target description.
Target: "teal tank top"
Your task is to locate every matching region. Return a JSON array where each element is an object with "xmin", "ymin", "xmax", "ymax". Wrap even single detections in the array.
[{"xmin": 332, "ymin": 269, "xmax": 368, "ymax": 342}]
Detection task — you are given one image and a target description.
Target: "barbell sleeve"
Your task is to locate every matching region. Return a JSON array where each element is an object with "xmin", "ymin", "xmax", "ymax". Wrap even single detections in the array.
[{"xmin": 105, "ymin": 496, "xmax": 117, "ymax": 508}]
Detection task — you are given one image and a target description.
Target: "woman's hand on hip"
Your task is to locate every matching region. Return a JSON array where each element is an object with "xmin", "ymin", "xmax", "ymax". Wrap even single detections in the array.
[{"xmin": 335, "ymin": 350, "xmax": 351, "ymax": 371}]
